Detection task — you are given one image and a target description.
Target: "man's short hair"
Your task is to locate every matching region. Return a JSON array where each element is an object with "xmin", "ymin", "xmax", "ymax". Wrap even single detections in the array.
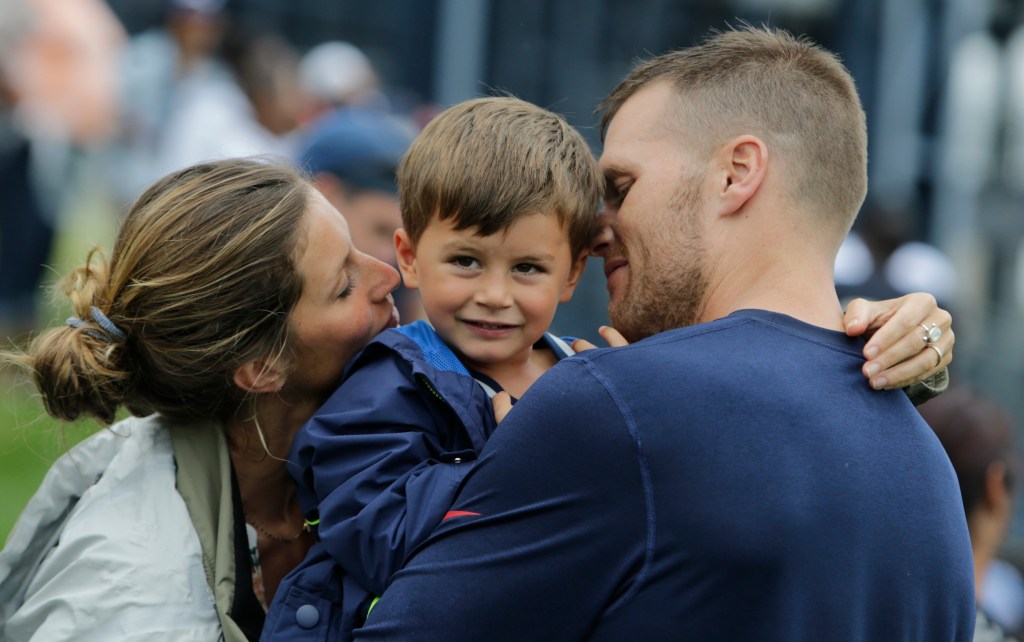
[
  {"xmin": 599, "ymin": 25, "xmax": 867, "ymax": 235},
  {"xmin": 397, "ymin": 96, "xmax": 601, "ymax": 258}
]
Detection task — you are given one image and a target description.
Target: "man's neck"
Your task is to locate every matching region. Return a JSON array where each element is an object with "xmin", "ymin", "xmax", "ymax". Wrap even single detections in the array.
[{"xmin": 699, "ymin": 241, "xmax": 845, "ymax": 331}]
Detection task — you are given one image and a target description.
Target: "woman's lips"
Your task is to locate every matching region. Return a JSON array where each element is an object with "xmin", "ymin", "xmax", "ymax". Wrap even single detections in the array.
[{"xmin": 385, "ymin": 305, "xmax": 401, "ymax": 330}]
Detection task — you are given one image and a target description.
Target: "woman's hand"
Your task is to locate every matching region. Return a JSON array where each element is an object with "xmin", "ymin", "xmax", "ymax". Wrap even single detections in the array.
[{"xmin": 844, "ymin": 293, "xmax": 953, "ymax": 390}]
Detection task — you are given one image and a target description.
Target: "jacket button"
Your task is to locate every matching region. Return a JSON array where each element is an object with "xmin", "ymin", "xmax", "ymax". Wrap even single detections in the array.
[{"xmin": 296, "ymin": 604, "xmax": 320, "ymax": 629}]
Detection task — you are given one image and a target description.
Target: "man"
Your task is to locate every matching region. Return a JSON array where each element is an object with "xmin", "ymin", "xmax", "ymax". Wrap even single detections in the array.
[{"xmin": 354, "ymin": 27, "xmax": 973, "ymax": 640}]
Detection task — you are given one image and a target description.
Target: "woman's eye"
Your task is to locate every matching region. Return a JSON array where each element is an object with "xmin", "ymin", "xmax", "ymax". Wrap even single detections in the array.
[
  {"xmin": 338, "ymin": 279, "xmax": 355, "ymax": 298},
  {"xmin": 452, "ymin": 256, "xmax": 479, "ymax": 269}
]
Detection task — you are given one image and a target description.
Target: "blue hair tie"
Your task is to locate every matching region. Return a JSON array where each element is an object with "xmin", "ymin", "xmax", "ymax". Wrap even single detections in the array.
[{"xmin": 65, "ymin": 306, "xmax": 127, "ymax": 344}]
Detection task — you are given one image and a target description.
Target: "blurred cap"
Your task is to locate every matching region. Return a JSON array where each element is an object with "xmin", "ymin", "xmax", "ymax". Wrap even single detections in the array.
[
  {"xmin": 298, "ymin": 108, "xmax": 413, "ymax": 194},
  {"xmin": 300, "ymin": 41, "xmax": 375, "ymax": 105},
  {"xmin": 167, "ymin": 0, "xmax": 227, "ymax": 16}
]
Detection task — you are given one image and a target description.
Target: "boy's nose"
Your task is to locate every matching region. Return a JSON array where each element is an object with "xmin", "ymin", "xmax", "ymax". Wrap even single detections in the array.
[{"xmin": 474, "ymin": 273, "xmax": 513, "ymax": 308}]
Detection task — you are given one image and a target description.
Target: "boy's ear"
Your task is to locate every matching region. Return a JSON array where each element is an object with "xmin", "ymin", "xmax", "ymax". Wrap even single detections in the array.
[
  {"xmin": 233, "ymin": 359, "xmax": 286, "ymax": 394},
  {"xmin": 715, "ymin": 135, "xmax": 767, "ymax": 218},
  {"xmin": 559, "ymin": 252, "xmax": 588, "ymax": 303},
  {"xmin": 393, "ymin": 228, "xmax": 420, "ymax": 289}
]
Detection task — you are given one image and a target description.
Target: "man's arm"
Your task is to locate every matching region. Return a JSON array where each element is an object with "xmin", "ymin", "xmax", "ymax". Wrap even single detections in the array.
[{"xmin": 355, "ymin": 359, "xmax": 650, "ymax": 641}]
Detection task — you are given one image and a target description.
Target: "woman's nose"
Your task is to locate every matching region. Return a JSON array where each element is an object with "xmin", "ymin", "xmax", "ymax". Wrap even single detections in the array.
[{"xmin": 368, "ymin": 254, "xmax": 401, "ymax": 299}]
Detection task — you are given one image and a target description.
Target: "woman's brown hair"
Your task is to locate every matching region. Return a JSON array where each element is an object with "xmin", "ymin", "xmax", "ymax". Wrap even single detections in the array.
[{"xmin": 3, "ymin": 159, "xmax": 312, "ymax": 424}]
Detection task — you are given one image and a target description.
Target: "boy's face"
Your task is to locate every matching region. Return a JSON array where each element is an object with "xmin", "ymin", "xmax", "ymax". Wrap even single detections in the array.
[{"xmin": 394, "ymin": 211, "xmax": 584, "ymax": 372}]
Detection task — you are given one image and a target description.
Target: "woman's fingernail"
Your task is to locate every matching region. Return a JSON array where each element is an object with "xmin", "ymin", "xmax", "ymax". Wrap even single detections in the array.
[
  {"xmin": 865, "ymin": 362, "xmax": 881, "ymax": 377},
  {"xmin": 872, "ymin": 377, "xmax": 888, "ymax": 390},
  {"xmin": 865, "ymin": 346, "xmax": 879, "ymax": 359}
]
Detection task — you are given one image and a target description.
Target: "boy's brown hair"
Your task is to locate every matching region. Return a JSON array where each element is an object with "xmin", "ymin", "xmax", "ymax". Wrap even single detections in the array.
[
  {"xmin": 397, "ymin": 96, "xmax": 601, "ymax": 258},
  {"xmin": 600, "ymin": 25, "xmax": 867, "ymax": 238}
]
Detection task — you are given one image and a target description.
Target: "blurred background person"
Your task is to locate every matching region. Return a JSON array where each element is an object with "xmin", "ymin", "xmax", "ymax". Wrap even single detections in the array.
[
  {"xmin": 920, "ymin": 387, "xmax": 1022, "ymax": 640},
  {"xmin": 112, "ymin": 0, "xmax": 308, "ymax": 205},
  {"xmin": 299, "ymin": 40, "xmax": 387, "ymax": 120},
  {"xmin": 157, "ymin": 27, "xmax": 307, "ymax": 172},
  {"xmin": 296, "ymin": 106, "xmax": 423, "ymax": 321},
  {"xmin": 112, "ymin": 0, "xmax": 230, "ymax": 203},
  {"xmin": 0, "ymin": 0, "xmax": 123, "ymax": 340}
]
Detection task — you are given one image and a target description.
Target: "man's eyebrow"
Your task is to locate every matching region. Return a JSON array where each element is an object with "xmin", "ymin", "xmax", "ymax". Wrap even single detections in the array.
[{"xmin": 602, "ymin": 165, "xmax": 630, "ymax": 181}]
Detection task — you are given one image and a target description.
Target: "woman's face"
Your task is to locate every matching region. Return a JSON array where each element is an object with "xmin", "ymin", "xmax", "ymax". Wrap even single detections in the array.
[{"xmin": 285, "ymin": 191, "xmax": 401, "ymax": 402}]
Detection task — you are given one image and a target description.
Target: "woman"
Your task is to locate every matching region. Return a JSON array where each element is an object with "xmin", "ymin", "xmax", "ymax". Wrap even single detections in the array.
[
  {"xmin": 0, "ymin": 159, "xmax": 398, "ymax": 640},
  {"xmin": 0, "ymin": 158, "xmax": 949, "ymax": 641}
]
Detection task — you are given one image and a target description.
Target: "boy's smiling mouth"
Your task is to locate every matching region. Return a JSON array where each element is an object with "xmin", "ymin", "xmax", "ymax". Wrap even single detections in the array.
[{"xmin": 460, "ymin": 319, "xmax": 520, "ymax": 337}]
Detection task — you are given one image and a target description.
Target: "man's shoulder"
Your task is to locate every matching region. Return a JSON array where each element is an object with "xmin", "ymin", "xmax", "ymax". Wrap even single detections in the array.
[{"xmin": 580, "ymin": 311, "xmax": 862, "ymax": 369}]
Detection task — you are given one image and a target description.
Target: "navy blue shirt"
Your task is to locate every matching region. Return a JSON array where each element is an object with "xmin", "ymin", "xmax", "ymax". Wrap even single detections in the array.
[{"xmin": 357, "ymin": 310, "xmax": 975, "ymax": 641}]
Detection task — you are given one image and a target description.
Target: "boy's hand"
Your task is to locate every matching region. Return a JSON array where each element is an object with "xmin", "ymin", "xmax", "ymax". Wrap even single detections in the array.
[
  {"xmin": 492, "ymin": 392, "xmax": 513, "ymax": 424},
  {"xmin": 494, "ymin": 328, "xmax": 630, "ymax": 424},
  {"xmin": 844, "ymin": 293, "xmax": 953, "ymax": 390},
  {"xmin": 571, "ymin": 326, "xmax": 630, "ymax": 352}
]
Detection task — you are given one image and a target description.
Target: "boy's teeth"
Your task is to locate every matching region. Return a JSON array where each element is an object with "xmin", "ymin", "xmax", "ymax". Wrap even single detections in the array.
[{"xmin": 475, "ymin": 321, "xmax": 506, "ymax": 329}]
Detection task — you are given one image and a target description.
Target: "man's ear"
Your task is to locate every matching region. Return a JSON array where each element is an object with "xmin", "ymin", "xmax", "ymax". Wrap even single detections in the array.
[
  {"xmin": 393, "ymin": 228, "xmax": 420, "ymax": 289},
  {"xmin": 559, "ymin": 252, "xmax": 588, "ymax": 303},
  {"xmin": 233, "ymin": 359, "xmax": 286, "ymax": 394},
  {"xmin": 715, "ymin": 135, "xmax": 767, "ymax": 217}
]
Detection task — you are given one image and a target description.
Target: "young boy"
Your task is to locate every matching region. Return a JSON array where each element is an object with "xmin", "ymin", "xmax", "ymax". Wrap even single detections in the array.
[{"xmin": 262, "ymin": 96, "xmax": 602, "ymax": 640}]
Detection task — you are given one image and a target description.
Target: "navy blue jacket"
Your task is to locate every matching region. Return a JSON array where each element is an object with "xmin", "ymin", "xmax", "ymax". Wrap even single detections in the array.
[
  {"xmin": 357, "ymin": 310, "xmax": 975, "ymax": 641},
  {"xmin": 261, "ymin": 321, "xmax": 573, "ymax": 640}
]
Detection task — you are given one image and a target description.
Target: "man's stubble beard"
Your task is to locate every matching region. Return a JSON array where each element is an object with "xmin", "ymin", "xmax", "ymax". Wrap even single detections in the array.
[{"xmin": 609, "ymin": 179, "xmax": 709, "ymax": 343}]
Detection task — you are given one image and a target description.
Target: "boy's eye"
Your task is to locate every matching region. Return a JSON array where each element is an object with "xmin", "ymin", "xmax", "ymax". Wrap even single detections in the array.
[
  {"xmin": 451, "ymin": 256, "xmax": 479, "ymax": 269},
  {"xmin": 512, "ymin": 263, "xmax": 541, "ymax": 275}
]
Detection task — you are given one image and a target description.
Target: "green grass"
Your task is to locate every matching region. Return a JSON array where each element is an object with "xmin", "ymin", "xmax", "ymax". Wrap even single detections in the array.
[
  {"xmin": 0, "ymin": 380, "xmax": 100, "ymax": 542},
  {"xmin": 0, "ymin": 175, "xmax": 118, "ymax": 544}
]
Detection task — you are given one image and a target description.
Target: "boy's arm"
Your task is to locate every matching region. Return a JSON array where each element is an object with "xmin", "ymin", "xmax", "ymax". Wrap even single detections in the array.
[{"xmin": 291, "ymin": 350, "xmax": 484, "ymax": 596}]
